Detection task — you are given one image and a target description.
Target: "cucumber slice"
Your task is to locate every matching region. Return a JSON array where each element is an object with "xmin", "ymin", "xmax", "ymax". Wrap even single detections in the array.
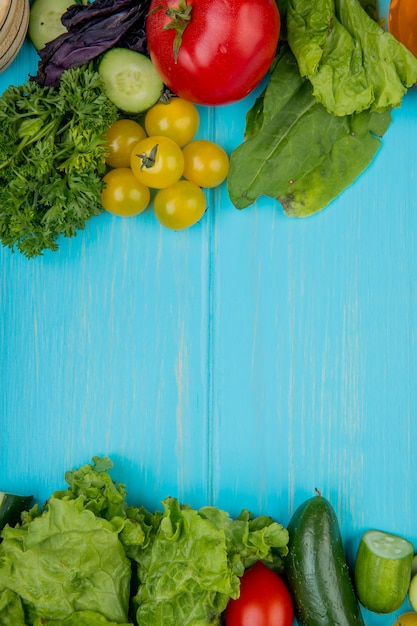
[
  {"xmin": 0, "ymin": 492, "xmax": 33, "ymax": 531},
  {"xmin": 98, "ymin": 48, "xmax": 163, "ymax": 114},
  {"xmin": 354, "ymin": 529, "xmax": 414, "ymax": 614},
  {"xmin": 28, "ymin": 0, "xmax": 75, "ymax": 50}
]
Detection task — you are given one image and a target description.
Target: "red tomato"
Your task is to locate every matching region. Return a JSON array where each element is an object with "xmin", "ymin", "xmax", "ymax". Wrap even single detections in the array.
[
  {"xmin": 225, "ymin": 561, "xmax": 293, "ymax": 626},
  {"xmin": 146, "ymin": 0, "xmax": 280, "ymax": 106},
  {"xmin": 389, "ymin": 0, "xmax": 417, "ymax": 58}
]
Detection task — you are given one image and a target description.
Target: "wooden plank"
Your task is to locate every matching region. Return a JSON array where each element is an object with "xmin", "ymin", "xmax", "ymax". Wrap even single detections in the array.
[{"xmin": 1, "ymin": 3, "xmax": 417, "ymax": 621}]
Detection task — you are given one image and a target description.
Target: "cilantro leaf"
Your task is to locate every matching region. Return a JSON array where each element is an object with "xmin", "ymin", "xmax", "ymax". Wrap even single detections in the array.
[{"xmin": 0, "ymin": 66, "xmax": 118, "ymax": 258}]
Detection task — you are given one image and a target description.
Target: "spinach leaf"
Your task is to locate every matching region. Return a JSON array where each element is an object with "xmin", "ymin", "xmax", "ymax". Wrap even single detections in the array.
[
  {"xmin": 227, "ymin": 48, "xmax": 391, "ymax": 215},
  {"xmin": 287, "ymin": 0, "xmax": 417, "ymax": 116},
  {"xmin": 279, "ymin": 109, "xmax": 391, "ymax": 217}
]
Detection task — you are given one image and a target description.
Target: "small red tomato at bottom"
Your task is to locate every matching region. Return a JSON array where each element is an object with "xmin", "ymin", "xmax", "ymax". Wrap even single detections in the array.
[{"xmin": 225, "ymin": 561, "xmax": 293, "ymax": 626}]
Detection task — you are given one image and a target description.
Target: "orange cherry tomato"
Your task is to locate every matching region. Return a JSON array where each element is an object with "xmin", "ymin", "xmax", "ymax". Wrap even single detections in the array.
[{"xmin": 389, "ymin": 0, "xmax": 417, "ymax": 58}]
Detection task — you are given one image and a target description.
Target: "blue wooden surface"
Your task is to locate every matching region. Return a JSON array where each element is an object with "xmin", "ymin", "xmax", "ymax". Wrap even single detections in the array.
[{"xmin": 1, "ymin": 1, "xmax": 417, "ymax": 622}]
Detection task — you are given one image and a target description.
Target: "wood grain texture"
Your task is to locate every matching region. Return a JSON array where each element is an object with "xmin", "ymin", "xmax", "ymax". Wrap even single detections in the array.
[{"xmin": 1, "ymin": 2, "xmax": 417, "ymax": 622}]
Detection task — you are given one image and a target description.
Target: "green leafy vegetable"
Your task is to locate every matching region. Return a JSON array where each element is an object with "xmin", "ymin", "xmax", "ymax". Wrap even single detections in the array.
[
  {"xmin": 0, "ymin": 66, "xmax": 118, "ymax": 258},
  {"xmin": 0, "ymin": 458, "xmax": 289, "ymax": 626},
  {"xmin": 131, "ymin": 497, "xmax": 288, "ymax": 626},
  {"xmin": 0, "ymin": 498, "xmax": 132, "ymax": 623},
  {"xmin": 227, "ymin": 47, "xmax": 391, "ymax": 216},
  {"xmin": 0, "ymin": 588, "xmax": 26, "ymax": 625},
  {"xmin": 32, "ymin": 612, "xmax": 133, "ymax": 625},
  {"xmin": 286, "ymin": 0, "xmax": 417, "ymax": 116}
]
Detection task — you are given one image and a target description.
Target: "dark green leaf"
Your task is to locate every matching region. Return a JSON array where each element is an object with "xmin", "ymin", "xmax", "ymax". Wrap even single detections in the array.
[
  {"xmin": 0, "ymin": 66, "xmax": 118, "ymax": 258},
  {"xmin": 227, "ymin": 49, "xmax": 392, "ymax": 216}
]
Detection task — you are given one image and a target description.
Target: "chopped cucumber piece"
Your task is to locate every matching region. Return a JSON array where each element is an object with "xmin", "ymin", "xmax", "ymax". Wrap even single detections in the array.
[
  {"xmin": 0, "ymin": 492, "xmax": 33, "ymax": 531},
  {"xmin": 98, "ymin": 48, "xmax": 163, "ymax": 114},
  {"xmin": 29, "ymin": 0, "xmax": 75, "ymax": 50},
  {"xmin": 354, "ymin": 529, "xmax": 414, "ymax": 614},
  {"xmin": 363, "ymin": 529, "xmax": 414, "ymax": 560}
]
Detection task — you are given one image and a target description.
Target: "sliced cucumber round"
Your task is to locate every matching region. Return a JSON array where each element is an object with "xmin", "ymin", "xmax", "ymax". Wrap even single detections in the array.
[
  {"xmin": 98, "ymin": 48, "xmax": 163, "ymax": 114},
  {"xmin": 29, "ymin": 0, "xmax": 75, "ymax": 50},
  {"xmin": 354, "ymin": 529, "xmax": 414, "ymax": 614},
  {"xmin": 0, "ymin": 492, "xmax": 33, "ymax": 531}
]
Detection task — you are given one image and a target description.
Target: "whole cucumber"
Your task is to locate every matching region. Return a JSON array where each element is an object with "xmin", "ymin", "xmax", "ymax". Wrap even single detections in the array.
[
  {"xmin": 284, "ymin": 492, "xmax": 364, "ymax": 626},
  {"xmin": 0, "ymin": 492, "xmax": 33, "ymax": 531}
]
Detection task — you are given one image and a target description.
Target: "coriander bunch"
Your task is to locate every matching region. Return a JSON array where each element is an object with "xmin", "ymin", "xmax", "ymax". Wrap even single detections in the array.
[{"xmin": 0, "ymin": 65, "xmax": 118, "ymax": 258}]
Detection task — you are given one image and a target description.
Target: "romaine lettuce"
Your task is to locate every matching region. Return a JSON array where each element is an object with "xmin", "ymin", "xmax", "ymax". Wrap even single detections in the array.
[
  {"xmin": 32, "ymin": 611, "xmax": 132, "ymax": 625},
  {"xmin": 0, "ymin": 458, "xmax": 289, "ymax": 626},
  {"xmin": 287, "ymin": 0, "xmax": 417, "ymax": 116},
  {"xmin": 0, "ymin": 588, "xmax": 26, "ymax": 625},
  {"xmin": 131, "ymin": 497, "xmax": 289, "ymax": 626},
  {"xmin": 0, "ymin": 498, "xmax": 131, "ymax": 623}
]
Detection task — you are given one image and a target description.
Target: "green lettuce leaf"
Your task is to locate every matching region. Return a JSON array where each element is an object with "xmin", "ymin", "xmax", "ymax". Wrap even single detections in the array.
[
  {"xmin": 287, "ymin": 0, "xmax": 417, "ymax": 116},
  {"xmin": 52, "ymin": 456, "xmax": 129, "ymax": 521},
  {"xmin": 199, "ymin": 507, "xmax": 288, "ymax": 574},
  {"xmin": 0, "ymin": 588, "xmax": 27, "ymax": 625},
  {"xmin": 132, "ymin": 497, "xmax": 289, "ymax": 626},
  {"xmin": 227, "ymin": 47, "xmax": 391, "ymax": 215},
  {"xmin": 32, "ymin": 610, "xmax": 132, "ymax": 625},
  {"xmin": 0, "ymin": 498, "xmax": 131, "ymax": 623},
  {"xmin": 0, "ymin": 458, "xmax": 289, "ymax": 625}
]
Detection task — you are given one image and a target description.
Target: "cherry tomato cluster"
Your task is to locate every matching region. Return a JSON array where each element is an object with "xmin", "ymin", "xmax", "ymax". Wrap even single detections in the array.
[{"xmin": 101, "ymin": 97, "xmax": 230, "ymax": 230}]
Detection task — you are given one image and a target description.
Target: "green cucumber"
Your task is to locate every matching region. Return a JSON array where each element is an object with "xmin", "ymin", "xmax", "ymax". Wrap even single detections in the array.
[
  {"xmin": 0, "ymin": 492, "xmax": 33, "ymax": 531},
  {"xmin": 98, "ymin": 48, "xmax": 163, "ymax": 114},
  {"xmin": 285, "ymin": 492, "xmax": 364, "ymax": 626},
  {"xmin": 354, "ymin": 529, "xmax": 414, "ymax": 613},
  {"xmin": 29, "ymin": 0, "xmax": 75, "ymax": 50}
]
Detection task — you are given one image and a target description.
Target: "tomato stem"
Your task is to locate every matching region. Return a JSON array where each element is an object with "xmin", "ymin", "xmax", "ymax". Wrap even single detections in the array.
[
  {"xmin": 163, "ymin": 0, "xmax": 192, "ymax": 63},
  {"xmin": 136, "ymin": 144, "xmax": 159, "ymax": 170}
]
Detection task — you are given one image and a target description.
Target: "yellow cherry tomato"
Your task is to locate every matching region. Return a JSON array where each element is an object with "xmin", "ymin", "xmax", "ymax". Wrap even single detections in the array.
[
  {"xmin": 394, "ymin": 613, "xmax": 417, "ymax": 625},
  {"xmin": 130, "ymin": 135, "xmax": 184, "ymax": 189},
  {"xmin": 101, "ymin": 168, "xmax": 150, "ymax": 216},
  {"xmin": 144, "ymin": 97, "xmax": 200, "ymax": 147},
  {"xmin": 154, "ymin": 180, "xmax": 206, "ymax": 230},
  {"xmin": 182, "ymin": 139, "xmax": 229, "ymax": 188},
  {"xmin": 104, "ymin": 119, "xmax": 147, "ymax": 169}
]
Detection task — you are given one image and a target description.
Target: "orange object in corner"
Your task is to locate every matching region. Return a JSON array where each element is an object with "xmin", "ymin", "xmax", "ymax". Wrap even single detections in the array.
[{"xmin": 389, "ymin": 0, "xmax": 417, "ymax": 57}]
